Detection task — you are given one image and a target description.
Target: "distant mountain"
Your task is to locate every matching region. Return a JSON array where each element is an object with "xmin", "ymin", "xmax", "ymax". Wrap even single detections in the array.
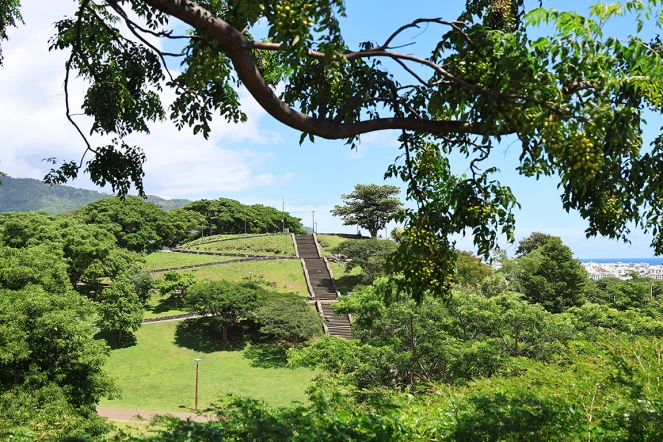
[{"xmin": 0, "ymin": 176, "xmax": 191, "ymax": 214}]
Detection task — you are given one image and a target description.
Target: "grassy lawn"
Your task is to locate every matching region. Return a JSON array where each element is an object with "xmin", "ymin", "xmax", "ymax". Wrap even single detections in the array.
[
  {"xmin": 329, "ymin": 262, "xmax": 363, "ymax": 295},
  {"xmin": 143, "ymin": 252, "xmax": 235, "ymax": 271},
  {"xmin": 316, "ymin": 235, "xmax": 349, "ymax": 256},
  {"xmin": 98, "ymin": 321, "xmax": 316, "ymax": 412},
  {"xmin": 181, "ymin": 234, "xmax": 296, "ymax": 257},
  {"xmin": 144, "ymin": 292, "xmax": 188, "ymax": 319},
  {"xmin": 162, "ymin": 260, "xmax": 309, "ymax": 296}
]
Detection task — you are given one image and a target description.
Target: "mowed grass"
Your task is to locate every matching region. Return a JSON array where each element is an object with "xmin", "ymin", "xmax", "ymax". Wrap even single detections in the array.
[
  {"xmin": 316, "ymin": 235, "xmax": 349, "ymax": 256},
  {"xmin": 143, "ymin": 252, "xmax": 235, "ymax": 271},
  {"xmin": 143, "ymin": 292, "xmax": 188, "ymax": 319},
  {"xmin": 153, "ymin": 260, "xmax": 309, "ymax": 296},
  {"xmin": 329, "ymin": 262, "xmax": 363, "ymax": 295},
  {"xmin": 181, "ymin": 234, "xmax": 296, "ymax": 257},
  {"xmin": 98, "ymin": 321, "xmax": 315, "ymax": 411}
]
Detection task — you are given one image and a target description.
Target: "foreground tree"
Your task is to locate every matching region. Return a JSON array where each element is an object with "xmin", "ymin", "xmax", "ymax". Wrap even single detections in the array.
[
  {"xmin": 331, "ymin": 184, "xmax": 403, "ymax": 238},
  {"xmin": 6, "ymin": 1, "xmax": 663, "ymax": 298},
  {"xmin": 0, "ymin": 245, "xmax": 115, "ymax": 440}
]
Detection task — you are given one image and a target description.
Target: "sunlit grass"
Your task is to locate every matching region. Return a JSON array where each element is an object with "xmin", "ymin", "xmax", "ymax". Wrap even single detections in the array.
[
  {"xmin": 143, "ymin": 252, "xmax": 235, "ymax": 271},
  {"xmin": 98, "ymin": 321, "xmax": 316, "ymax": 412},
  {"xmin": 181, "ymin": 234, "xmax": 295, "ymax": 257},
  {"xmin": 155, "ymin": 260, "xmax": 308, "ymax": 297}
]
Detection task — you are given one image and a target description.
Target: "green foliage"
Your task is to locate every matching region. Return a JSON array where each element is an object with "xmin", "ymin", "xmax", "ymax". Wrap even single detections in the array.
[
  {"xmin": 0, "ymin": 0, "xmax": 21, "ymax": 67},
  {"xmin": 254, "ymin": 297, "xmax": 321, "ymax": 347},
  {"xmin": 515, "ymin": 231, "xmax": 559, "ymax": 256},
  {"xmin": 182, "ymin": 198, "xmax": 305, "ymax": 235},
  {"xmin": 0, "ymin": 211, "xmax": 140, "ymax": 286},
  {"xmin": 588, "ymin": 276, "xmax": 659, "ymax": 310},
  {"xmin": 297, "ymin": 284, "xmax": 574, "ymax": 390},
  {"xmin": 331, "ymin": 239, "xmax": 397, "ymax": 284},
  {"xmin": 72, "ymin": 196, "xmax": 177, "ymax": 253},
  {"xmin": 567, "ymin": 302, "xmax": 663, "ymax": 339},
  {"xmin": 156, "ymin": 271, "xmax": 199, "ymax": 307},
  {"xmin": 331, "ymin": 184, "xmax": 403, "ymax": 238},
  {"xmin": 184, "ymin": 280, "xmax": 262, "ymax": 342},
  {"xmin": 504, "ymin": 237, "xmax": 588, "ymax": 312},
  {"xmin": 97, "ymin": 273, "xmax": 145, "ymax": 344},
  {"xmin": 453, "ymin": 250, "xmax": 492, "ymax": 289},
  {"xmin": 0, "ymin": 246, "xmax": 115, "ymax": 440}
]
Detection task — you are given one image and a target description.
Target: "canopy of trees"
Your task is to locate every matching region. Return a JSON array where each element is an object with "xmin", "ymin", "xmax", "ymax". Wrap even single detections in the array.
[{"xmin": 182, "ymin": 198, "xmax": 305, "ymax": 234}]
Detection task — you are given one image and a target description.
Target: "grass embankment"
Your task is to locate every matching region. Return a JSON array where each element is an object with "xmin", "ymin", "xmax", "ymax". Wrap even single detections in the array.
[
  {"xmin": 143, "ymin": 252, "xmax": 235, "ymax": 272},
  {"xmin": 180, "ymin": 234, "xmax": 296, "ymax": 257},
  {"xmin": 153, "ymin": 260, "xmax": 308, "ymax": 297},
  {"xmin": 99, "ymin": 321, "xmax": 316, "ymax": 411},
  {"xmin": 315, "ymin": 234, "xmax": 348, "ymax": 257}
]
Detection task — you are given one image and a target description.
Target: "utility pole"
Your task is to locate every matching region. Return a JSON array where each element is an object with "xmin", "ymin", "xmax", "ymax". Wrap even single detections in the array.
[
  {"xmin": 312, "ymin": 210, "xmax": 315, "ymax": 235},
  {"xmin": 244, "ymin": 208, "xmax": 247, "ymax": 234},
  {"xmin": 282, "ymin": 197, "xmax": 285, "ymax": 233}
]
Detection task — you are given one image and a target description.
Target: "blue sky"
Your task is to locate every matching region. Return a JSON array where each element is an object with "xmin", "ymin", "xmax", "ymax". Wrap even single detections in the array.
[{"xmin": 0, "ymin": 0, "xmax": 661, "ymax": 258}]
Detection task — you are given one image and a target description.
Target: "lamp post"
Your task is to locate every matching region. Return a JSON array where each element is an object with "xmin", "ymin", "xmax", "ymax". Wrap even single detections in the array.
[
  {"xmin": 312, "ymin": 210, "xmax": 315, "ymax": 235},
  {"xmin": 314, "ymin": 222, "xmax": 318, "ymax": 234},
  {"xmin": 194, "ymin": 358, "xmax": 201, "ymax": 411},
  {"xmin": 281, "ymin": 197, "xmax": 285, "ymax": 233}
]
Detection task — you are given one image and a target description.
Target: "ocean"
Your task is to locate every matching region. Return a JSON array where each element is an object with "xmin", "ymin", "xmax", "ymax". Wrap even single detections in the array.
[{"xmin": 580, "ymin": 258, "xmax": 663, "ymax": 265}]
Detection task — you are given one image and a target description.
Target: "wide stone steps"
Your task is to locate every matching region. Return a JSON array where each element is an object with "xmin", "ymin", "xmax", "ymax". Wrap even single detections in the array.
[
  {"xmin": 295, "ymin": 234, "xmax": 320, "ymax": 258},
  {"xmin": 294, "ymin": 234, "xmax": 352, "ymax": 339},
  {"xmin": 320, "ymin": 303, "xmax": 352, "ymax": 340}
]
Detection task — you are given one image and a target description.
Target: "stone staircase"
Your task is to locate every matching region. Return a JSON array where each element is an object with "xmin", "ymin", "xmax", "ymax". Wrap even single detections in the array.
[{"xmin": 295, "ymin": 234, "xmax": 352, "ymax": 339}]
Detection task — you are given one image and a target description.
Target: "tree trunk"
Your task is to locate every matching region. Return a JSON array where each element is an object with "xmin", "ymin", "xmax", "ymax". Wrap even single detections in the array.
[
  {"xmin": 118, "ymin": 329, "xmax": 124, "ymax": 344},
  {"xmin": 222, "ymin": 324, "xmax": 229, "ymax": 344},
  {"xmin": 369, "ymin": 228, "xmax": 378, "ymax": 238}
]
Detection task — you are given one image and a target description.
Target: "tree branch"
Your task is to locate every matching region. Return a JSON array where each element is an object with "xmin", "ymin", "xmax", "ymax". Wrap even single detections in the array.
[{"xmin": 140, "ymin": 0, "xmax": 498, "ymax": 139}]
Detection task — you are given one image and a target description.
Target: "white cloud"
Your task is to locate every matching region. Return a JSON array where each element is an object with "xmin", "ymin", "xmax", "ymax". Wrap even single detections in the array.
[{"xmin": 0, "ymin": 0, "xmax": 290, "ymax": 197}]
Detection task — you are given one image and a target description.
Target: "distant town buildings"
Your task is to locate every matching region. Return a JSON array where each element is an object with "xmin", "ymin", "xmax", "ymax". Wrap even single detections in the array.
[{"xmin": 582, "ymin": 261, "xmax": 663, "ymax": 281}]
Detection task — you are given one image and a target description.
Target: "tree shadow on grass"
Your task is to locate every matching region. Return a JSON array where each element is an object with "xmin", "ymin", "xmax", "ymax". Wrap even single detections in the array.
[
  {"xmin": 243, "ymin": 343, "xmax": 288, "ymax": 369},
  {"xmin": 94, "ymin": 329, "xmax": 137, "ymax": 349},
  {"xmin": 174, "ymin": 317, "xmax": 256, "ymax": 353},
  {"xmin": 335, "ymin": 274, "xmax": 363, "ymax": 295},
  {"xmin": 147, "ymin": 294, "xmax": 181, "ymax": 315}
]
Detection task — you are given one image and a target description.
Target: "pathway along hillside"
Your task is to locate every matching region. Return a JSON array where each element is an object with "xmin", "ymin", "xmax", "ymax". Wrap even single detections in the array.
[{"xmin": 295, "ymin": 234, "xmax": 352, "ymax": 340}]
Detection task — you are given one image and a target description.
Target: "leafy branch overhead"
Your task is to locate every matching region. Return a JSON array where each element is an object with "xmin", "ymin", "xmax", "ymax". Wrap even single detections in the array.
[{"xmin": 4, "ymin": 0, "xmax": 663, "ymax": 298}]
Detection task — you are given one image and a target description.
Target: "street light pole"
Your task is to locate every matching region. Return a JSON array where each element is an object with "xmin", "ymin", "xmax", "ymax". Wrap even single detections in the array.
[
  {"xmin": 194, "ymin": 358, "xmax": 201, "ymax": 410},
  {"xmin": 282, "ymin": 197, "xmax": 285, "ymax": 233},
  {"xmin": 312, "ymin": 210, "xmax": 315, "ymax": 235}
]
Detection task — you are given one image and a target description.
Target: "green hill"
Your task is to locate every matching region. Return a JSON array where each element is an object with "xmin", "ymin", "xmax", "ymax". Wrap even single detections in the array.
[{"xmin": 0, "ymin": 176, "xmax": 190, "ymax": 214}]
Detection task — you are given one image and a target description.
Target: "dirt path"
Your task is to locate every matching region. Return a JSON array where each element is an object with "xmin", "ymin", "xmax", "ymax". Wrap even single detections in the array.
[{"xmin": 97, "ymin": 406, "xmax": 213, "ymax": 422}]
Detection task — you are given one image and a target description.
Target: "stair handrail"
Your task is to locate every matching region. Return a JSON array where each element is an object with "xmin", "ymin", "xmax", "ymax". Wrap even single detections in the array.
[
  {"xmin": 291, "ymin": 232, "xmax": 299, "ymax": 258},
  {"xmin": 316, "ymin": 300, "xmax": 329, "ymax": 335}
]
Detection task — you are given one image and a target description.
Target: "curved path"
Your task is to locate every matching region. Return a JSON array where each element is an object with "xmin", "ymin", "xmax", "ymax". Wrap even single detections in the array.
[{"xmin": 97, "ymin": 406, "xmax": 212, "ymax": 422}]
